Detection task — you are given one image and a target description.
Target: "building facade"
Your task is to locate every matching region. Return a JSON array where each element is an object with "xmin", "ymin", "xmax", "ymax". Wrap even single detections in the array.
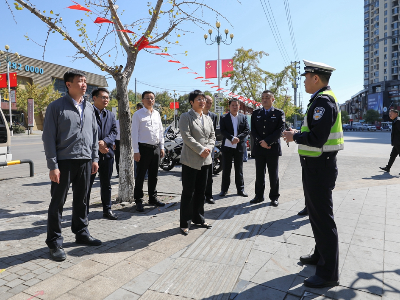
[
  {"xmin": 0, "ymin": 55, "xmax": 107, "ymax": 128},
  {"xmin": 362, "ymin": 0, "xmax": 400, "ymax": 121}
]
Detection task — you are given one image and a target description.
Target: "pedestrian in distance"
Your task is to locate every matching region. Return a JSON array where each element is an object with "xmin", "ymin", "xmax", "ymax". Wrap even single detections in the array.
[
  {"xmin": 283, "ymin": 60, "xmax": 344, "ymax": 288},
  {"xmin": 218, "ymin": 98, "xmax": 250, "ymax": 198},
  {"xmin": 249, "ymin": 90, "xmax": 285, "ymax": 207},
  {"xmin": 86, "ymin": 88, "xmax": 118, "ymax": 220},
  {"xmin": 203, "ymin": 94, "xmax": 218, "ymax": 204},
  {"xmin": 131, "ymin": 91, "xmax": 165, "ymax": 212},
  {"xmin": 42, "ymin": 69, "xmax": 102, "ymax": 262},
  {"xmin": 380, "ymin": 109, "xmax": 400, "ymax": 174},
  {"xmin": 178, "ymin": 90, "xmax": 216, "ymax": 235}
]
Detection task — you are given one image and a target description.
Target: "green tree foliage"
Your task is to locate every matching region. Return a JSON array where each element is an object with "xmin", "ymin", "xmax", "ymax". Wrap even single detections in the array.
[
  {"xmin": 364, "ymin": 109, "xmax": 381, "ymax": 123},
  {"xmin": 341, "ymin": 110, "xmax": 350, "ymax": 124},
  {"xmin": 224, "ymin": 48, "xmax": 299, "ymax": 118}
]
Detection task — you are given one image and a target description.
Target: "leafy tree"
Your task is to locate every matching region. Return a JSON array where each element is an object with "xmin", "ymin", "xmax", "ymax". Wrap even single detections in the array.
[
  {"xmin": 9, "ymin": 0, "xmax": 226, "ymax": 202},
  {"xmin": 341, "ymin": 110, "xmax": 350, "ymax": 124},
  {"xmin": 224, "ymin": 47, "xmax": 299, "ymax": 118},
  {"xmin": 363, "ymin": 109, "xmax": 381, "ymax": 123}
]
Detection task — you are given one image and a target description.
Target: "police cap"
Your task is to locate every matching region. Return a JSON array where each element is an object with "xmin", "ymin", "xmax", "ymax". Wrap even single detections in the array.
[{"xmin": 301, "ymin": 60, "xmax": 336, "ymax": 76}]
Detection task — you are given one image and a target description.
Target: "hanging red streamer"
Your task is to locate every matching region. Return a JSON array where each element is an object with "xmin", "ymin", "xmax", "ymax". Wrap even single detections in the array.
[
  {"xmin": 155, "ymin": 53, "xmax": 170, "ymax": 56},
  {"xmin": 134, "ymin": 36, "xmax": 149, "ymax": 51},
  {"xmin": 194, "ymin": 77, "xmax": 203, "ymax": 79},
  {"xmin": 144, "ymin": 45, "xmax": 160, "ymax": 49},
  {"xmin": 94, "ymin": 17, "xmax": 113, "ymax": 24},
  {"xmin": 117, "ymin": 29, "xmax": 135, "ymax": 34},
  {"xmin": 67, "ymin": 2, "xmax": 91, "ymax": 12},
  {"xmin": 179, "ymin": 67, "xmax": 189, "ymax": 70},
  {"xmin": 168, "ymin": 60, "xmax": 181, "ymax": 63}
]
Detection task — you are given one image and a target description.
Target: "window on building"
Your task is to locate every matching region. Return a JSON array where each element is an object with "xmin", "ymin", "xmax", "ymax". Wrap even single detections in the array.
[
  {"xmin": 385, "ymin": 61, "xmax": 388, "ymax": 66},
  {"xmin": 385, "ymin": 47, "xmax": 388, "ymax": 52},
  {"xmin": 385, "ymin": 39, "xmax": 388, "ymax": 45},
  {"xmin": 365, "ymin": 73, "xmax": 369, "ymax": 78},
  {"xmin": 385, "ymin": 32, "xmax": 388, "ymax": 37},
  {"xmin": 393, "ymin": 7, "xmax": 400, "ymax": 14},
  {"xmin": 385, "ymin": 68, "xmax": 388, "ymax": 73},
  {"xmin": 385, "ymin": 10, "xmax": 388, "ymax": 15},
  {"xmin": 385, "ymin": 54, "xmax": 388, "ymax": 59},
  {"xmin": 393, "ymin": 67, "xmax": 398, "ymax": 73},
  {"xmin": 393, "ymin": 45, "xmax": 399, "ymax": 51},
  {"xmin": 385, "ymin": 24, "xmax": 388, "ymax": 30},
  {"xmin": 365, "ymin": 59, "xmax": 370, "ymax": 65},
  {"xmin": 385, "ymin": 75, "xmax": 388, "ymax": 80},
  {"xmin": 385, "ymin": 17, "xmax": 388, "ymax": 23},
  {"xmin": 385, "ymin": 2, "xmax": 388, "ymax": 7},
  {"xmin": 53, "ymin": 78, "xmax": 68, "ymax": 96}
]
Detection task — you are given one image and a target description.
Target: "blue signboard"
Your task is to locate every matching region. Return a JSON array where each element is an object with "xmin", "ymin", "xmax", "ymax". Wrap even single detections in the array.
[{"xmin": 368, "ymin": 92, "xmax": 383, "ymax": 115}]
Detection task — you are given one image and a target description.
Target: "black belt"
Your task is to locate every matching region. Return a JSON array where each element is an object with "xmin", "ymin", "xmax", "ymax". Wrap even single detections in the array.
[{"xmin": 139, "ymin": 143, "xmax": 159, "ymax": 149}]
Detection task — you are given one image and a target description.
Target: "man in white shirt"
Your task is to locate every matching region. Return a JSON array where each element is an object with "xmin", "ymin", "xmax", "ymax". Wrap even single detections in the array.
[
  {"xmin": 218, "ymin": 98, "xmax": 250, "ymax": 197},
  {"xmin": 131, "ymin": 91, "xmax": 165, "ymax": 212}
]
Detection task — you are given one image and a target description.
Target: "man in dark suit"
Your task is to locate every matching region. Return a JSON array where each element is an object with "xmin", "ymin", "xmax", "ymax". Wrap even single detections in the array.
[
  {"xmin": 250, "ymin": 90, "xmax": 285, "ymax": 207},
  {"xmin": 204, "ymin": 95, "xmax": 218, "ymax": 204},
  {"xmin": 219, "ymin": 98, "xmax": 250, "ymax": 197},
  {"xmin": 87, "ymin": 88, "xmax": 118, "ymax": 220},
  {"xmin": 380, "ymin": 109, "xmax": 400, "ymax": 173}
]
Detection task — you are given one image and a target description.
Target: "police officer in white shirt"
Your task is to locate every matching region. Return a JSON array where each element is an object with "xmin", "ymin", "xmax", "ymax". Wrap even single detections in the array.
[{"xmin": 131, "ymin": 91, "xmax": 165, "ymax": 212}]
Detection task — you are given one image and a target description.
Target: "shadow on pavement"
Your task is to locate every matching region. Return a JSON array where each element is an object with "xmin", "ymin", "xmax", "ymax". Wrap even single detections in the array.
[{"xmin": 362, "ymin": 173, "xmax": 399, "ymax": 180}]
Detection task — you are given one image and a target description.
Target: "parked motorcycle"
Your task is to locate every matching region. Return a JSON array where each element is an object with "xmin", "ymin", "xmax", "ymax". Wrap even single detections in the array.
[
  {"xmin": 159, "ymin": 126, "xmax": 183, "ymax": 171},
  {"xmin": 213, "ymin": 141, "xmax": 222, "ymax": 174}
]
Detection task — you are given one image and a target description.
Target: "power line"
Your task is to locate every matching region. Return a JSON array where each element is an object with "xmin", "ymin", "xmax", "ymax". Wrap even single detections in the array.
[
  {"xmin": 283, "ymin": 0, "xmax": 299, "ymax": 60},
  {"xmin": 259, "ymin": 0, "xmax": 290, "ymax": 66},
  {"xmin": 136, "ymin": 80, "xmax": 191, "ymax": 93}
]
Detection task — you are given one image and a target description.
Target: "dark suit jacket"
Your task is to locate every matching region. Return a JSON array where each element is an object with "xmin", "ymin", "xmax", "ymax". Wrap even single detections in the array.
[
  {"xmin": 251, "ymin": 106, "xmax": 285, "ymax": 156},
  {"xmin": 220, "ymin": 112, "xmax": 250, "ymax": 153},
  {"xmin": 206, "ymin": 111, "xmax": 218, "ymax": 131},
  {"xmin": 94, "ymin": 108, "xmax": 118, "ymax": 158},
  {"xmin": 392, "ymin": 117, "xmax": 400, "ymax": 146}
]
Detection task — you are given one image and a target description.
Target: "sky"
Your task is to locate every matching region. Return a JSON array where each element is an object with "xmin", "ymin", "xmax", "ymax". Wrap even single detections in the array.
[{"xmin": 0, "ymin": 0, "xmax": 363, "ymax": 107}]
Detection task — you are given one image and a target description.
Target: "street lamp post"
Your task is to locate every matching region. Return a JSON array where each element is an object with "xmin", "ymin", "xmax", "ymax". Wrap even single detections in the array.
[
  {"xmin": 0, "ymin": 45, "xmax": 20, "ymax": 136},
  {"xmin": 204, "ymin": 21, "xmax": 234, "ymax": 111}
]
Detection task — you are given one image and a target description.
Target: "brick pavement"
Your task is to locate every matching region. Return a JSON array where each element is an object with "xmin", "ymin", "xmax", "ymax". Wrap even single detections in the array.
[{"xmin": 1, "ymin": 132, "xmax": 400, "ymax": 299}]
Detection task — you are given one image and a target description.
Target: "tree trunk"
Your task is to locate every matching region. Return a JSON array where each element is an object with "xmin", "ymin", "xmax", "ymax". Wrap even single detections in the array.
[{"xmin": 114, "ymin": 76, "xmax": 135, "ymax": 202}]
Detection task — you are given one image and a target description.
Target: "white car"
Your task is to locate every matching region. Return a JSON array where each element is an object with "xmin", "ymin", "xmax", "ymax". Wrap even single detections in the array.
[
  {"xmin": 364, "ymin": 124, "xmax": 376, "ymax": 131},
  {"xmin": 0, "ymin": 108, "xmax": 12, "ymax": 163}
]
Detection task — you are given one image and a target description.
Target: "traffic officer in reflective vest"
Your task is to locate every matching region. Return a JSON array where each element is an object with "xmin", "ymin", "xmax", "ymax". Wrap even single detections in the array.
[{"xmin": 283, "ymin": 60, "xmax": 344, "ymax": 288}]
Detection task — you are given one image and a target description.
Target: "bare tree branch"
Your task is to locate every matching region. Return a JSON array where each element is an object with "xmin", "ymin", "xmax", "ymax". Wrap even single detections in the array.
[
  {"xmin": 14, "ymin": 0, "xmax": 113, "ymax": 75},
  {"xmin": 107, "ymin": 0, "xmax": 131, "ymax": 52},
  {"xmin": 144, "ymin": 0, "xmax": 163, "ymax": 38}
]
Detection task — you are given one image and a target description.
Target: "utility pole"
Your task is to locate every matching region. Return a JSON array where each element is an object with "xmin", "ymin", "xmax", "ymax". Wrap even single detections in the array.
[{"xmin": 291, "ymin": 61, "xmax": 301, "ymax": 128}]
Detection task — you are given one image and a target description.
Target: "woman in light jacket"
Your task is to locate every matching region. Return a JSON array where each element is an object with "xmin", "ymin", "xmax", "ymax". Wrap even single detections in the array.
[{"xmin": 178, "ymin": 90, "xmax": 216, "ymax": 235}]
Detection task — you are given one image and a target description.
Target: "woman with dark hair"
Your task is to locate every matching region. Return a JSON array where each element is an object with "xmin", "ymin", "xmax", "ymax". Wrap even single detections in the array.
[{"xmin": 178, "ymin": 90, "xmax": 216, "ymax": 235}]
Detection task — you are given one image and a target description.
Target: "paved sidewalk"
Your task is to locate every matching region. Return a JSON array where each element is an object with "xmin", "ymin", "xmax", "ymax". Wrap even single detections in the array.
[{"xmin": 1, "ymin": 132, "xmax": 400, "ymax": 299}]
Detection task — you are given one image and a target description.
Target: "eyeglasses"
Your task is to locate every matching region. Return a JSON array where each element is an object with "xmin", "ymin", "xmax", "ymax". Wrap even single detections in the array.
[
  {"xmin": 195, "ymin": 98, "xmax": 206, "ymax": 102},
  {"xmin": 143, "ymin": 98, "xmax": 155, "ymax": 101},
  {"xmin": 98, "ymin": 96, "xmax": 109, "ymax": 100}
]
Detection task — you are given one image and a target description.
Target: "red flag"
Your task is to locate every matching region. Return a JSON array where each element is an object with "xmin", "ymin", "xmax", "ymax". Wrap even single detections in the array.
[
  {"xmin": 221, "ymin": 59, "xmax": 234, "ymax": 77},
  {"xmin": 67, "ymin": 4, "xmax": 91, "ymax": 12},
  {"xmin": 169, "ymin": 102, "xmax": 179, "ymax": 109},
  {"xmin": 94, "ymin": 17, "xmax": 113, "ymax": 24},
  {"xmin": 178, "ymin": 67, "xmax": 189, "ymax": 70},
  {"xmin": 194, "ymin": 77, "xmax": 203, "ymax": 79},
  {"xmin": 205, "ymin": 83, "xmax": 214, "ymax": 85},
  {"xmin": 0, "ymin": 73, "xmax": 6, "ymax": 89},
  {"xmin": 211, "ymin": 86, "xmax": 219, "ymax": 88},
  {"xmin": 168, "ymin": 60, "xmax": 181, "ymax": 63},
  {"xmin": 201, "ymin": 80, "xmax": 210, "ymax": 82},
  {"xmin": 117, "ymin": 29, "xmax": 135, "ymax": 34},
  {"xmin": 9, "ymin": 73, "xmax": 17, "ymax": 88},
  {"xmin": 134, "ymin": 36, "xmax": 149, "ymax": 51},
  {"xmin": 216, "ymin": 88, "xmax": 224, "ymax": 91},
  {"xmin": 188, "ymin": 72, "xmax": 198, "ymax": 74},
  {"xmin": 155, "ymin": 53, "xmax": 170, "ymax": 56},
  {"xmin": 144, "ymin": 45, "xmax": 160, "ymax": 49},
  {"xmin": 205, "ymin": 60, "xmax": 217, "ymax": 78}
]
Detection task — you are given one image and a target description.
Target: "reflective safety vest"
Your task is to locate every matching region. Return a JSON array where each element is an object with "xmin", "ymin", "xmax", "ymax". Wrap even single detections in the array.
[{"xmin": 298, "ymin": 90, "xmax": 344, "ymax": 157}]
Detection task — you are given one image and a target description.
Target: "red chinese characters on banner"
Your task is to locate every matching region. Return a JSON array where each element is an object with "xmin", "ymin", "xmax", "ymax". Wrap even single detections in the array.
[
  {"xmin": 169, "ymin": 102, "xmax": 179, "ymax": 109},
  {"xmin": 221, "ymin": 59, "xmax": 233, "ymax": 77},
  {"xmin": 9, "ymin": 73, "xmax": 17, "ymax": 87},
  {"xmin": 205, "ymin": 60, "xmax": 217, "ymax": 79},
  {"xmin": 0, "ymin": 73, "xmax": 6, "ymax": 89}
]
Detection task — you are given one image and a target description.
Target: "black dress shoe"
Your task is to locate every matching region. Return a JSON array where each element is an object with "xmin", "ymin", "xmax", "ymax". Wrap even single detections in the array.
[
  {"xmin": 300, "ymin": 254, "xmax": 319, "ymax": 265},
  {"xmin": 380, "ymin": 166, "xmax": 390, "ymax": 172},
  {"xmin": 149, "ymin": 198, "xmax": 165, "ymax": 207},
  {"xmin": 136, "ymin": 202, "xmax": 145, "ymax": 212},
  {"xmin": 205, "ymin": 197, "xmax": 215, "ymax": 204},
  {"xmin": 218, "ymin": 191, "xmax": 227, "ymax": 197},
  {"xmin": 250, "ymin": 197, "xmax": 264, "ymax": 204},
  {"xmin": 271, "ymin": 199, "xmax": 279, "ymax": 207},
  {"xmin": 297, "ymin": 207, "xmax": 308, "ymax": 216},
  {"xmin": 103, "ymin": 210, "xmax": 118, "ymax": 220},
  {"xmin": 237, "ymin": 191, "xmax": 248, "ymax": 197},
  {"xmin": 303, "ymin": 275, "xmax": 339, "ymax": 288},
  {"xmin": 75, "ymin": 235, "xmax": 102, "ymax": 246},
  {"xmin": 49, "ymin": 247, "xmax": 66, "ymax": 262}
]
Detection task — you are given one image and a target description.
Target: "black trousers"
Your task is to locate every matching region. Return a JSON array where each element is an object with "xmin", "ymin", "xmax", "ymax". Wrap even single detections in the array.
[
  {"xmin": 205, "ymin": 159, "xmax": 214, "ymax": 199},
  {"xmin": 386, "ymin": 145, "xmax": 400, "ymax": 169},
  {"xmin": 180, "ymin": 164, "xmax": 209, "ymax": 228},
  {"xmin": 221, "ymin": 147, "xmax": 244, "ymax": 193},
  {"xmin": 302, "ymin": 164, "xmax": 339, "ymax": 281},
  {"xmin": 134, "ymin": 143, "xmax": 160, "ymax": 203},
  {"xmin": 46, "ymin": 159, "xmax": 91, "ymax": 249},
  {"xmin": 87, "ymin": 156, "xmax": 114, "ymax": 214},
  {"xmin": 254, "ymin": 155, "xmax": 280, "ymax": 200},
  {"xmin": 115, "ymin": 140, "xmax": 120, "ymax": 175}
]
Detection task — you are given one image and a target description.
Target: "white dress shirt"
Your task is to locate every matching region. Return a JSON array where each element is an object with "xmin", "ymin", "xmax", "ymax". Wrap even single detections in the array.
[
  {"xmin": 224, "ymin": 113, "xmax": 239, "ymax": 149},
  {"xmin": 72, "ymin": 98, "xmax": 84, "ymax": 124},
  {"xmin": 131, "ymin": 107, "xmax": 164, "ymax": 153}
]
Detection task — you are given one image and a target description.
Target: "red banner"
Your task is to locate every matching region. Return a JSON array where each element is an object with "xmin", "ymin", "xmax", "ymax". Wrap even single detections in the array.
[
  {"xmin": 0, "ymin": 73, "xmax": 6, "ymax": 89},
  {"xmin": 221, "ymin": 59, "xmax": 233, "ymax": 77},
  {"xmin": 9, "ymin": 73, "xmax": 17, "ymax": 87},
  {"xmin": 205, "ymin": 60, "xmax": 217, "ymax": 79},
  {"xmin": 169, "ymin": 102, "xmax": 179, "ymax": 109}
]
